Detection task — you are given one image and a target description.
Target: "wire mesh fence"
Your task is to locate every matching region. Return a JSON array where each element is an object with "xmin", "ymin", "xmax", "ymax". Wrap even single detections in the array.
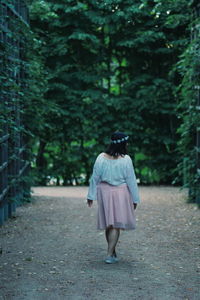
[{"xmin": 0, "ymin": 0, "xmax": 30, "ymax": 225}]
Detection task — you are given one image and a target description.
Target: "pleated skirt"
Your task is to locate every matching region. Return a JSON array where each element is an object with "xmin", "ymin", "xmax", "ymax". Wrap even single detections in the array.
[{"xmin": 97, "ymin": 182, "xmax": 136, "ymax": 230}]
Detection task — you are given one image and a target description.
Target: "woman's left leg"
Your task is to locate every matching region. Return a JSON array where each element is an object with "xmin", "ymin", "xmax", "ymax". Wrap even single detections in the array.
[
  {"xmin": 106, "ymin": 227, "xmax": 120, "ymax": 257},
  {"xmin": 105, "ymin": 227, "xmax": 117, "ymax": 257}
]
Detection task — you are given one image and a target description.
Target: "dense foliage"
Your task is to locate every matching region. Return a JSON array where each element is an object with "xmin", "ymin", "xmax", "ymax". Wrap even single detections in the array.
[
  {"xmin": 176, "ymin": 1, "xmax": 200, "ymax": 203},
  {"xmin": 24, "ymin": 0, "xmax": 199, "ymax": 203}
]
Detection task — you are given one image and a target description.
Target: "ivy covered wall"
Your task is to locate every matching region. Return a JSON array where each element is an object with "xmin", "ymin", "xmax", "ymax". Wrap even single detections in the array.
[{"xmin": 177, "ymin": 0, "xmax": 200, "ymax": 204}]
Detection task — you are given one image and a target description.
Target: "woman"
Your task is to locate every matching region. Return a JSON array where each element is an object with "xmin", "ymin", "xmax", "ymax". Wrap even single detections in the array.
[{"xmin": 87, "ymin": 131, "xmax": 140, "ymax": 264}]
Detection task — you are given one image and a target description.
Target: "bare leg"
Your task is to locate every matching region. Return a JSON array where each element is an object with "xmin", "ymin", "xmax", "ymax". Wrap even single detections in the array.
[
  {"xmin": 105, "ymin": 227, "xmax": 117, "ymax": 257},
  {"xmin": 106, "ymin": 227, "xmax": 120, "ymax": 257}
]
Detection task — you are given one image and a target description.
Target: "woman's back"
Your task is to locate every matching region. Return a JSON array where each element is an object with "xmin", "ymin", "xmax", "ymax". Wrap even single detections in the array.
[{"xmin": 95, "ymin": 152, "xmax": 130, "ymax": 186}]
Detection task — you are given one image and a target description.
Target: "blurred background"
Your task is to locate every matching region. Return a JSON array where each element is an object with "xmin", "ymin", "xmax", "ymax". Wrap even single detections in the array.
[{"xmin": 0, "ymin": 0, "xmax": 200, "ymax": 223}]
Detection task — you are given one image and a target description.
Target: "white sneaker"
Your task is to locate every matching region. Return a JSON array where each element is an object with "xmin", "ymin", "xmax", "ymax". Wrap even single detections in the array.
[
  {"xmin": 105, "ymin": 256, "xmax": 118, "ymax": 264},
  {"xmin": 113, "ymin": 256, "xmax": 119, "ymax": 262}
]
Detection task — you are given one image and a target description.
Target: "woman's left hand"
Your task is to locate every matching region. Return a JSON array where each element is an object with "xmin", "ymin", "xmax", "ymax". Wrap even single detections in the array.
[{"xmin": 87, "ymin": 199, "xmax": 93, "ymax": 207}]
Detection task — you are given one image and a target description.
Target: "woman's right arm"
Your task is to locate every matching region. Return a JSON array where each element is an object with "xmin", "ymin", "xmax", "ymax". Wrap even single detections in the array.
[{"xmin": 125, "ymin": 156, "xmax": 140, "ymax": 204}]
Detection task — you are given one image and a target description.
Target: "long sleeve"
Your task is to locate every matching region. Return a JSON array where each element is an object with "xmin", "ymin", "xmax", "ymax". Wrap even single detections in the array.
[
  {"xmin": 87, "ymin": 156, "xmax": 101, "ymax": 201},
  {"xmin": 125, "ymin": 156, "xmax": 140, "ymax": 203}
]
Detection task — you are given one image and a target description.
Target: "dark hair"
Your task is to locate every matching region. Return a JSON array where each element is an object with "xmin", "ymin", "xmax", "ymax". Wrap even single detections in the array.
[{"xmin": 105, "ymin": 132, "xmax": 129, "ymax": 157}]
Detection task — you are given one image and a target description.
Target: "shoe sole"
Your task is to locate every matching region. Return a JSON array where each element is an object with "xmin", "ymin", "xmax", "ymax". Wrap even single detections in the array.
[{"xmin": 105, "ymin": 258, "xmax": 118, "ymax": 264}]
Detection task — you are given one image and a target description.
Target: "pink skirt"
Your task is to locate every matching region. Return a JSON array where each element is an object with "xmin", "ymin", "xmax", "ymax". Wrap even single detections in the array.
[{"xmin": 97, "ymin": 182, "xmax": 136, "ymax": 230}]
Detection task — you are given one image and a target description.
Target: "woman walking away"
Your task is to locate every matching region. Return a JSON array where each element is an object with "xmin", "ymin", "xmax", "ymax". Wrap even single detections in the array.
[{"xmin": 87, "ymin": 131, "xmax": 140, "ymax": 264}]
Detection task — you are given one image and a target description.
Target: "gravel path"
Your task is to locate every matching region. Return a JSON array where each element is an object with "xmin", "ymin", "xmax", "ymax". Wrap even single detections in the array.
[{"xmin": 0, "ymin": 186, "xmax": 199, "ymax": 300}]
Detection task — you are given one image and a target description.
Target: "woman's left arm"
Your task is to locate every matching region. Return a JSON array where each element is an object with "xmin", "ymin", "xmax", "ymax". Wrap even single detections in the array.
[{"xmin": 87, "ymin": 155, "xmax": 102, "ymax": 204}]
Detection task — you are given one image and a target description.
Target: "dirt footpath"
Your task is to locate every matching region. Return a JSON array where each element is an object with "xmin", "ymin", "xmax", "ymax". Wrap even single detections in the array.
[{"xmin": 0, "ymin": 186, "xmax": 199, "ymax": 300}]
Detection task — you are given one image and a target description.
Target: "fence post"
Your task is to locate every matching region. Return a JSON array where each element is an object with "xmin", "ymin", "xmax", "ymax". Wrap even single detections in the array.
[{"xmin": 0, "ymin": 207, "xmax": 4, "ymax": 226}]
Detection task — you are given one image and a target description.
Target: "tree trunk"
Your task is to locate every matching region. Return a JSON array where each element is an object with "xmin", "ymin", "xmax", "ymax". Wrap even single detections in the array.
[{"xmin": 36, "ymin": 140, "xmax": 47, "ymax": 185}]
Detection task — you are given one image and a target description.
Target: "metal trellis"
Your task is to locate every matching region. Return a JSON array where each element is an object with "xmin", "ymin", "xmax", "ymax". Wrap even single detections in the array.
[{"xmin": 0, "ymin": 0, "xmax": 30, "ymax": 225}]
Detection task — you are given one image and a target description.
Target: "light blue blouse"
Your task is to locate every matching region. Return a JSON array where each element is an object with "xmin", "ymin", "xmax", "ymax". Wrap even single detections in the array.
[{"xmin": 87, "ymin": 153, "xmax": 140, "ymax": 203}]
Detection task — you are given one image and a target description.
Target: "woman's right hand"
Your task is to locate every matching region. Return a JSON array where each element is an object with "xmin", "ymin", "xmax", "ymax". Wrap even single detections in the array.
[{"xmin": 133, "ymin": 203, "xmax": 137, "ymax": 210}]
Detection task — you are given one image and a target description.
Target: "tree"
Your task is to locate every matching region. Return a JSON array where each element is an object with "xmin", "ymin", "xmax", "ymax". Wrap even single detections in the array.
[{"xmin": 28, "ymin": 0, "xmax": 192, "ymax": 186}]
